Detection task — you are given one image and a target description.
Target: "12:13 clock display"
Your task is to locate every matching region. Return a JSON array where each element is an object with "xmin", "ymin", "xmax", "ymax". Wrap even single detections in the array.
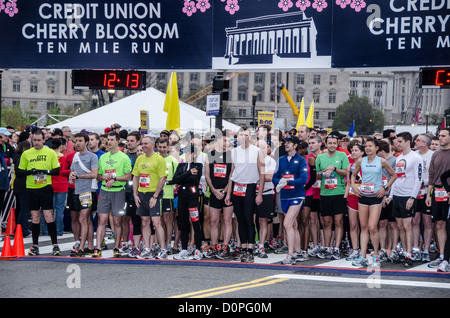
[{"xmin": 72, "ymin": 70, "xmax": 147, "ymax": 90}]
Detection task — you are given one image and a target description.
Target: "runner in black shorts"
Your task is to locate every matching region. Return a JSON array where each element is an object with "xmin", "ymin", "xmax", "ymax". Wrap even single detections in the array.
[{"xmin": 204, "ymin": 131, "xmax": 233, "ymax": 259}]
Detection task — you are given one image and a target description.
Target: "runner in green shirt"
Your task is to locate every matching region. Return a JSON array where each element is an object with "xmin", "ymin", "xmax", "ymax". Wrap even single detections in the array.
[
  {"xmin": 315, "ymin": 134, "xmax": 350, "ymax": 260},
  {"xmin": 157, "ymin": 137, "xmax": 178, "ymax": 253}
]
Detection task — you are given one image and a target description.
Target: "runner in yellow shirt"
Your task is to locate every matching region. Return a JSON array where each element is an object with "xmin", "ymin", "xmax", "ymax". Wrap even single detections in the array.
[{"xmin": 132, "ymin": 136, "xmax": 168, "ymax": 259}]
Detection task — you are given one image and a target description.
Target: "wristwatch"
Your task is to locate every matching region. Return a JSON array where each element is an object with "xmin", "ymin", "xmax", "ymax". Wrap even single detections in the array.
[{"xmin": 383, "ymin": 185, "xmax": 389, "ymax": 191}]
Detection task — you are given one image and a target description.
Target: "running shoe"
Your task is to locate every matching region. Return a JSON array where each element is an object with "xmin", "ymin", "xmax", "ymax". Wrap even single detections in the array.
[
  {"xmin": 216, "ymin": 248, "xmax": 230, "ymax": 260},
  {"xmin": 372, "ymin": 256, "xmax": 381, "ymax": 269},
  {"xmin": 113, "ymin": 248, "xmax": 122, "ymax": 258},
  {"xmin": 388, "ymin": 250, "xmax": 400, "ymax": 263},
  {"xmin": 308, "ymin": 245, "xmax": 320, "ymax": 257},
  {"xmin": 52, "ymin": 245, "xmax": 61, "ymax": 256},
  {"xmin": 421, "ymin": 251, "xmax": 430, "ymax": 262},
  {"xmin": 331, "ymin": 248, "xmax": 341, "ymax": 260},
  {"xmin": 174, "ymin": 249, "xmax": 191, "ymax": 260},
  {"xmin": 274, "ymin": 245, "xmax": 288, "ymax": 254},
  {"xmin": 352, "ymin": 256, "xmax": 368, "ymax": 267},
  {"xmin": 70, "ymin": 249, "xmax": 85, "ymax": 257},
  {"xmin": 241, "ymin": 252, "xmax": 254, "ymax": 263},
  {"xmin": 28, "ymin": 245, "xmax": 39, "ymax": 256},
  {"xmin": 379, "ymin": 249, "xmax": 388, "ymax": 262},
  {"xmin": 137, "ymin": 248, "xmax": 153, "ymax": 259},
  {"xmin": 437, "ymin": 260, "xmax": 449, "ymax": 272},
  {"xmin": 92, "ymin": 249, "xmax": 102, "ymax": 258},
  {"xmin": 204, "ymin": 247, "xmax": 217, "ymax": 259},
  {"xmin": 412, "ymin": 248, "xmax": 421, "ymax": 262},
  {"xmin": 72, "ymin": 241, "xmax": 80, "ymax": 252},
  {"xmin": 294, "ymin": 251, "xmax": 308, "ymax": 262},
  {"xmin": 127, "ymin": 247, "xmax": 140, "ymax": 258},
  {"xmin": 346, "ymin": 249, "xmax": 360, "ymax": 261},
  {"xmin": 84, "ymin": 248, "xmax": 95, "ymax": 256},
  {"xmin": 156, "ymin": 249, "xmax": 168, "ymax": 260},
  {"xmin": 400, "ymin": 254, "xmax": 413, "ymax": 267},
  {"xmin": 101, "ymin": 239, "xmax": 108, "ymax": 250},
  {"xmin": 281, "ymin": 254, "xmax": 296, "ymax": 265},
  {"xmin": 194, "ymin": 249, "xmax": 203, "ymax": 260},
  {"xmin": 428, "ymin": 256, "xmax": 443, "ymax": 268},
  {"xmin": 317, "ymin": 247, "xmax": 332, "ymax": 259}
]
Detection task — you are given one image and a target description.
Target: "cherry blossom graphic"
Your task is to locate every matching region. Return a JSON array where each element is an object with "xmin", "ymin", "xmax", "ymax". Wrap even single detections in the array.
[
  {"xmin": 182, "ymin": 0, "xmax": 197, "ymax": 16},
  {"xmin": 295, "ymin": 0, "xmax": 311, "ymax": 11},
  {"xmin": 335, "ymin": 0, "xmax": 351, "ymax": 9},
  {"xmin": 0, "ymin": 1, "xmax": 5, "ymax": 12},
  {"xmin": 279, "ymin": 0, "xmax": 294, "ymax": 12},
  {"xmin": 4, "ymin": 1, "xmax": 18, "ymax": 17},
  {"xmin": 196, "ymin": 0, "xmax": 211, "ymax": 12},
  {"xmin": 312, "ymin": 0, "xmax": 328, "ymax": 12},
  {"xmin": 350, "ymin": 0, "xmax": 366, "ymax": 12},
  {"xmin": 225, "ymin": 0, "xmax": 240, "ymax": 15}
]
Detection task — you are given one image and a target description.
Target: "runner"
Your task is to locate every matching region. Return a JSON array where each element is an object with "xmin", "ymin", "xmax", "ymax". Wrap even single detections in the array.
[
  {"xmin": 255, "ymin": 137, "xmax": 276, "ymax": 259},
  {"xmin": 132, "ymin": 136, "xmax": 168, "ymax": 259},
  {"xmin": 224, "ymin": 127, "xmax": 265, "ymax": 263},
  {"xmin": 93, "ymin": 131, "xmax": 132, "ymax": 258},
  {"xmin": 413, "ymin": 134, "xmax": 434, "ymax": 262},
  {"xmin": 305, "ymin": 135, "xmax": 323, "ymax": 258},
  {"xmin": 344, "ymin": 141, "xmax": 364, "ymax": 261},
  {"xmin": 69, "ymin": 132, "xmax": 99, "ymax": 257},
  {"xmin": 169, "ymin": 144, "xmax": 204, "ymax": 260},
  {"xmin": 426, "ymin": 128, "xmax": 450, "ymax": 269},
  {"xmin": 386, "ymin": 132, "xmax": 423, "ymax": 266},
  {"xmin": 437, "ymin": 167, "xmax": 450, "ymax": 272},
  {"xmin": 157, "ymin": 137, "xmax": 179, "ymax": 254},
  {"xmin": 315, "ymin": 134, "xmax": 350, "ymax": 260},
  {"xmin": 204, "ymin": 131, "xmax": 233, "ymax": 259},
  {"xmin": 351, "ymin": 137, "xmax": 396, "ymax": 268},
  {"xmin": 17, "ymin": 130, "xmax": 61, "ymax": 256},
  {"xmin": 273, "ymin": 135, "xmax": 308, "ymax": 265}
]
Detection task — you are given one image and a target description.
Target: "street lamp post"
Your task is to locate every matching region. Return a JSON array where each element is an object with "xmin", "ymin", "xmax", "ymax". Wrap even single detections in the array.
[
  {"xmin": 252, "ymin": 90, "xmax": 257, "ymax": 129},
  {"xmin": 425, "ymin": 111, "xmax": 430, "ymax": 133}
]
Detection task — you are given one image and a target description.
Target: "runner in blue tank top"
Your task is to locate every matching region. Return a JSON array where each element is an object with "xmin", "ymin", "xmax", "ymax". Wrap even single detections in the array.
[{"xmin": 350, "ymin": 137, "xmax": 397, "ymax": 268}]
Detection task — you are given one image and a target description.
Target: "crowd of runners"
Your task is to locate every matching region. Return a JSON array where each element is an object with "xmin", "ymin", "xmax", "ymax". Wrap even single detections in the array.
[{"xmin": 1, "ymin": 122, "xmax": 449, "ymax": 272}]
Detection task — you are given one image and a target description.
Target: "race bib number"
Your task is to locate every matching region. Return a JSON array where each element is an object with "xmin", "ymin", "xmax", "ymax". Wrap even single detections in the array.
[
  {"xmin": 79, "ymin": 192, "xmax": 92, "ymax": 206},
  {"xmin": 189, "ymin": 207, "xmax": 199, "ymax": 222},
  {"xmin": 349, "ymin": 182, "xmax": 361, "ymax": 195},
  {"xmin": 34, "ymin": 173, "xmax": 47, "ymax": 185},
  {"xmin": 360, "ymin": 183, "xmax": 375, "ymax": 194},
  {"xmin": 324, "ymin": 177, "xmax": 337, "ymax": 189},
  {"xmin": 213, "ymin": 164, "xmax": 227, "ymax": 178},
  {"xmin": 435, "ymin": 187, "xmax": 448, "ymax": 202},
  {"xmin": 105, "ymin": 169, "xmax": 117, "ymax": 179},
  {"xmin": 417, "ymin": 186, "xmax": 426, "ymax": 199},
  {"xmin": 233, "ymin": 183, "xmax": 247, "ymax": 197},
  {"xmin": 283, "ymin": 175, "xmax": 295, "ymax": 189},
  {"xmin": 139, "ymin": 174, "xmax": 150, "ymax": 188},
  {"xmin": 312, "ymin": 180, "xmax": 321, "ymax": 189}
]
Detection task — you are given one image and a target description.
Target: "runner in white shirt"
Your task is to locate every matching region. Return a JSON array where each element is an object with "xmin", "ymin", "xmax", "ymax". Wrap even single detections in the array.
[
  {"xmin": 413, "ymin": 134, "xmax": 434, "ymax": 262},
  {"xmin": 386, "ymin": 132, "xmax": 423, "ymax": 266}
]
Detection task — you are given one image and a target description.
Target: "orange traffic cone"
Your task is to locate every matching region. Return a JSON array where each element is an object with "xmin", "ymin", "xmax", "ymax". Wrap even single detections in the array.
[
  {"xmin": 0, "ymin": 235, "xmax": 14, "ymax": 259},
  {"xmin": 12, "ymin": 225, "xmax": 25, "ymax": 257},
  {"xmin": 3, "ymin": 208, "xmax": 16, "ymax": 236}
]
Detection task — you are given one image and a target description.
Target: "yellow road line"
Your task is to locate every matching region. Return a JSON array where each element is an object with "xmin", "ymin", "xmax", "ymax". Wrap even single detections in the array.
[{"xmin": 169, "ymin": 276, "xmax": 289, "ymax": 298}]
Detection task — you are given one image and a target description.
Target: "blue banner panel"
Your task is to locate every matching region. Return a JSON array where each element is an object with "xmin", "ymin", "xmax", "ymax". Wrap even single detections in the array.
[
  {"xmin": 212, "ymin": 0, "xmax": 332, "ymax": 70},
  {"xmin": 331, "ymin": 0, "xmax": 450, "ymax": 68},
  {"xmin": 0, "ymin": 1, "xmax": 213, "ymax": 69}
]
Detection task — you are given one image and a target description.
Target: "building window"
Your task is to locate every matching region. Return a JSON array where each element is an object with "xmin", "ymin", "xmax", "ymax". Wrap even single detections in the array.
[
  {"xmin": 238, "ymin": 88, "xmax": 247, "ymax": 101},
  {"xmin": 329, "ymin": 75, "xmax": 337, "ymax": 85},
  {"xmin": 12, "ymin": 100, "xmax": 20, "ymax": 108},
  {"xmin": 313, "ymin": 91, "xmax": 320, "ymax": 103},
  {"xmin": 239, "ymin": 109, "xmax": 247, "ymax": 117},
  {"xmin": 47, "ymin": 102, "xmax": 57, "ymax": 110},
  {"xmin": 328, "ymin": 112, "xmax": 335, "ymax": 120},
  {"xmin": 47, "ymin": 81, "xmax": 55, "ymax": 94},
  {"xmin": 313, "ymin": 75, "xmax": 321, "ymax": 85},
  {"xmin": 362, "ymin": 89, "xmax": 370, "ymax": 97},
  {"xmin": 30, "ymin": 82, "xmax": 38, "ymax": 93},
  {"xmin": 375, "ymin": 81, "xmax": 383, "ymax": 88},
  {"xmin": 363, "ymin": 81, "xmax": 370, "ymax": 88},
  {"xmin": 350, "ymin": 89, "xmax": 358, "ymax": 96},
  {"xmin": 296, "ymin": 74, "xmax": 305, "ymax": 85},
  {"xmin": 296, "ymin": 91, "xmax": 304, "ymax": 103},
  {"xmin": 255, "ymin": 88, "xmax": 264, "ymax": 102},
  {"xmin": 29, "ymin": 101, "xmax": 38, "ymax": 110},
  {"xmin": 190, "ymin": 72, "xmax": 199, "ymax": 82},
  {"xmin": 12, "ymin": 80, "xmax": 21, "ymax": 92},
  {"xmin": 350, "ymin": 81, "xmax": 358, "ymax": 88},
  {"xmin": 328, "ymin": 92, "xmax": 336, "ymax": 103},
  {"xmin": 254, "ymin": 72, "xmax": 264, "ymax": 85},
  {"xmin": 314, "ymin": 111, "xmax": 319, "ymax": 120}
]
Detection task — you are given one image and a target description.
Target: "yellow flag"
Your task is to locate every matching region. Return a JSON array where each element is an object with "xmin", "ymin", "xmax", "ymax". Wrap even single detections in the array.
[
  {"xmin": 305, "ymin": 101, "xmax": 314, "ymax": 128},
  {"xmin": 163, "ymin": 72, "xmax": 180, "ymax": 133},
  {"xmin": 295, "ymin": 97, "xmax": 305, "ymax": 130}
]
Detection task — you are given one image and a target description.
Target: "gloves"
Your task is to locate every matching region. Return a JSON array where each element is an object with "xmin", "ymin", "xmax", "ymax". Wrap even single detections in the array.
[{"xmin": 276, "ymin": 178, "xmax": 288, "ymax": 193}]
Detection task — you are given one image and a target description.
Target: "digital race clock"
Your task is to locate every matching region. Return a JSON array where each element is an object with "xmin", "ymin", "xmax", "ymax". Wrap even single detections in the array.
[
  {"xmin": 72, "ymin": 70, "xmax": 147, "ymax": 90},
  {"xmin": 420, "ymin": 67, "xmax": 450, "ymax": 88}
]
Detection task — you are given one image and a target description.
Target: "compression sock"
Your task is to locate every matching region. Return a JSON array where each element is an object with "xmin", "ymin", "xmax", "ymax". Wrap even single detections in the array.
[
  {"xmin": 47, "ymin": 222, "xmax": 58, "ymax": 245},
  {"xmin": 31, "ymin": 223, "xmax": 40, "ymax": 246}
]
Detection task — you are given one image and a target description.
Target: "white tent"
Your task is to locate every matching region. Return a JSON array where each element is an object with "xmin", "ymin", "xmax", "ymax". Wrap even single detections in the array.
[{"xmin": 47, "ymin": 88, "xmax": 240, "ymax": 136}]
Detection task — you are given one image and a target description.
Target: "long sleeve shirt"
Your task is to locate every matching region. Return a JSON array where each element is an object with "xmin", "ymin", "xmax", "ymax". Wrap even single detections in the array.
[{"xmin": 273, "ymin": 152, "xmax": 308, "ymax": 200}]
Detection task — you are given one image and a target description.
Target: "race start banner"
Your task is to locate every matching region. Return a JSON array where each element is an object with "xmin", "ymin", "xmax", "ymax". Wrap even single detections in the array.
[{"xmin": 0, "ymin": 0, "xmax": 448, "ymax": 69}]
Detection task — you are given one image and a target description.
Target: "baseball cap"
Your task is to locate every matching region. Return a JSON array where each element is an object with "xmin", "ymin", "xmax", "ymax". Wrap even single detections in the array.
[
  {"xmin": 283, "ymin": 135, "xmax": 300, "ymax": 144},
  {"xmin": 329, "ymin": 130, "xmax": 346, "ymax": 139},
  {"xmin": 111, "ymin": 123, "xmax": 121, "ymax": 129},
  {"xmin": 0, "ymin": 127, "xmax": 12, "ymax": 136}
]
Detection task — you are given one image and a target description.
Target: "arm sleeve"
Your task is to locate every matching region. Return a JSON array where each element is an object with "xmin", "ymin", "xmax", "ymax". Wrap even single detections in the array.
[{"xmin": 304, "ymin": 164, "xmax": 317, "ymax": 191}]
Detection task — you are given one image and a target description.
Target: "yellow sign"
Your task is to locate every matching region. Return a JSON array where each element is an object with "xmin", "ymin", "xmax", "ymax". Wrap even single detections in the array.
[
  {"xmin": 140, "ymin": 110, "xmax": 149, "ymax": 134},
  {"xmin": 257, "ymin": 111, "xmax": 274, "ymax": 127}
]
